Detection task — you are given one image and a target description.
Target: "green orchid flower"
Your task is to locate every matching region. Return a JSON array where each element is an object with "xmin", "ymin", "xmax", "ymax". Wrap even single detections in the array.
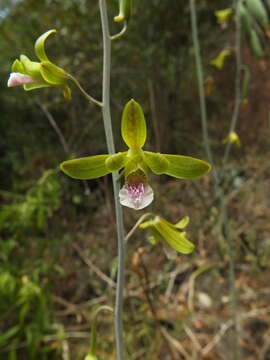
[
  {"xmin": 60, "ymin": 99, "xmax": 211, "ymax": 210},
  {"xmin": 7, "ymin": 29, "xmax": 71, "ymax": 100},
  {"xmin": 140, "ymin": 215, "xmax": 194, "ymax": 257}
]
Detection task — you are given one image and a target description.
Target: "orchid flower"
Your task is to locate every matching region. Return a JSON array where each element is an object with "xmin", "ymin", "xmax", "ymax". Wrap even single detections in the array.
[
  {"xmin": 140, "ymin": 215, "xmax": 194, "ymax": 258},
  {"xmin": 8, "ymin": 30, "xmax": 71, "ymax": 100},
  {"xmin": 60, "ymin": 99, "xmax": 211, "ymax": 210}
]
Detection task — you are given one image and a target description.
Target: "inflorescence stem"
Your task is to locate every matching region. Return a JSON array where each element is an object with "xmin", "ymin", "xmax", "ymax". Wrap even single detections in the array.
[{"xmin": 99, "ymin": 1, "xmax": 126, "ymax": 359}]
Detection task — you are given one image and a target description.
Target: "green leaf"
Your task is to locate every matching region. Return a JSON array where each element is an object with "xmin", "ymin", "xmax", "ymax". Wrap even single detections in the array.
[
  {"xmin": 161, "ymin": 154, "xmax": 211, "ymax": 179},
  {"xmin": 155, "ymin": 218, "xmax": 195, "ymax": 254},
  {"xmin": 143, "ymin": 151, "xmax": 169, "ymax": 174},
  {"xmin": 105, "ymin": 152, "xmax": 128, "ymax": 172},
  {"xmin": 121, "ymin": 99, "xmax": 147, "ymax": 150},
  {"xmin": 60, "ymin": 155, "xmax": 111, "ymax": 180},
  {"xmin": 40, "ymin": 61, "xmax": 67, "ymax": 86},
  {"xmin": 34, "ymin": 29, "xmax": 57, "ymax": 62}
]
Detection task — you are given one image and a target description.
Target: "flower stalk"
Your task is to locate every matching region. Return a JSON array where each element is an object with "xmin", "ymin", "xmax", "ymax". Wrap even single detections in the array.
[{"xmin": 99, "ymin": 1, "xmax": 126, "ymax": 359}]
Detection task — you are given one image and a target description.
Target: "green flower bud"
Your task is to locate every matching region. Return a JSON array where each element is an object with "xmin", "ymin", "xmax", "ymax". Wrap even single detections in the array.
[{"xmin": 114, "ymin": 0, "xmax": 132, "ymax": 23}]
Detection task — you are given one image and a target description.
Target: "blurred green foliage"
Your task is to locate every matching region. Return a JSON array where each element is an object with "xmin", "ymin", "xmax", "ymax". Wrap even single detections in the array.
[{"xmin": 1, "ymin": 0, "xmax": 270, "ymax": 359}]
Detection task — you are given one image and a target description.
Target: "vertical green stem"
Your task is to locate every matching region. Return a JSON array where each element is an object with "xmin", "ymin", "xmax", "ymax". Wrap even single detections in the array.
[{"xmin": 99, "ymin": 1, "xmax": 126, "ymax": 359}]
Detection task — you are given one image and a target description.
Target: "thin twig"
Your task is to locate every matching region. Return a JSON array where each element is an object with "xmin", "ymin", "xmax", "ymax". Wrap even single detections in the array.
[
  {"xmin": 72, "ymin": 243, "xmax": 116, "ymax": 288},
  {"xmin": 37, "ymin": 102, "xmax": 70, "ymax": 153}
]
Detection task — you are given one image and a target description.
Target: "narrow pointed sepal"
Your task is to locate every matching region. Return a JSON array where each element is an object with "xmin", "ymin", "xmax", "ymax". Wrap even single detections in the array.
[
  {"xmin": 35, "ymin": 29, "xmax": 57, "ymax": 62},
  {"xmin": 154, "ymin": 218, "xmax": 195, "ymax": 254},
  {"xmin": 60, "ymin": 155, "xmax": 111, "ymax": 180},
  {"xmin": 161, "ymin": 154, "xmax": 211, "ymax": 179},
  {"xmin": 121, "ymin": 99, "xmax": 147, "ymax": 150}
]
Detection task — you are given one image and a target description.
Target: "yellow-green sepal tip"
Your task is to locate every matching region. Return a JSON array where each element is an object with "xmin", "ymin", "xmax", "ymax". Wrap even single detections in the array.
[
  {"xmin": 121, "ymin": 99, "xmax": 147, "ymax": 150},
  {"xmin": 35, "ymin": 29, "xmax": 57, "ymax": 62}
]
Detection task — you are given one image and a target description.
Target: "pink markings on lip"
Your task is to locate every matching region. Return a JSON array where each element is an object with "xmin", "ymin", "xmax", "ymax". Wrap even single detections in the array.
[
  {"xmin": 119, "ymin": 182, "xmax": 154, "ymax": 210},
  {"xmin": 7, "ymin": 72, "xmax": 36, "ymax": 87}
]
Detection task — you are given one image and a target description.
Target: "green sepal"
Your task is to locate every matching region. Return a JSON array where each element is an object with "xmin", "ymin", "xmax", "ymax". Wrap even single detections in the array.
[
  {"xmin": 143, "ymin": 152, "xmax": 169, "ymax": 174},
  {"xmin": 140, "ymin": 220, "xmax": 154, "ymax": 229},
  {"xmin": 154, "ymin": 217, "xmax": 195, "ymax": 254},
  {"xmin": 35, "ymin": 29, "xmax": 57, "ymax": 62},
  {"xmin": 175, "ymin": 216, "xmax": 190, "ymax": 229},
  {"xmin": 60, "ymin": 154, "xmax": 111, "ymax": 180},
  {"xmin": 24, "ymin": 83, "xmax": 51, "ymax": 91},
  {"xmin": 12, "ymin": 59, "xmax": 25, "ymax": 73},
  {"xmin": 161, "ymin": 154, "xmax": 211, "ymax": 179},
  {"xmin": 19, "ymin": 55, "xmax": 43, "ymax": 81},
  {"xmin": 105, "ymin": 152, "xmax": 128, "ymax": 172},
  {"xmin": 114, "ymin": 0, "xmax": 132, "ymax": 22},
  {"xmin": 40, "ymin": 61, "xmax": 67, "ymax": 86},
  {"xmin": 121, "ymin": 99, "xmax": 147, "ymax": 150}
]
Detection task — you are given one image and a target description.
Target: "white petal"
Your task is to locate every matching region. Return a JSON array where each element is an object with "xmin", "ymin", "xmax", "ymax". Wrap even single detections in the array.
[
  {"xmin": 7, "ymin": 72, "xmax": 36, "ymax": 87},
  {"xmin": 119, "ymin": 184, "xmax": 154, "ymax": 210}
]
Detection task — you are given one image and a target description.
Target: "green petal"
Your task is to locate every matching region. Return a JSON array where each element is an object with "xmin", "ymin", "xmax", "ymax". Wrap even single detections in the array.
[
  {"xmin": 105, "ymin": 152, "xmax": 128, "ymax": 172},
  {"xmin": 143, "ymin": 152, "xmax": 169, "ymax": 174},
  {"xmin": 11, "ymin": 59, "xmax": 25, "ymax": 74},
  {"xmin": 40, "ymin": 61, "xmax": 67, "ymax": 86},
  {"xmin": 154, "ymin": 217, "xmax": 195, "ymax": 254},
  {"xmin": 121, "ymin": 99, "xmax": 147, "ymax": 150},
  {"xmin": 20, "ymin": 55, "xmax": 43, "ymax": 80},
  {"xmin": 60, "ymin": 155, "xmax": 111, "ymax": 180},
  {"xmin": 161, "ymin": 154, "xmax": 211, "ymax": 179},
  {"xmin": 34, "ymin": 29, "xmax": 57, "ymax": 62}
]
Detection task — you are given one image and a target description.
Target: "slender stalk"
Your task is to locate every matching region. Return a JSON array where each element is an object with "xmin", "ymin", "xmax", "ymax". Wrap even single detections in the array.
[
  {"xmin": 99, "ymin": 1, "xmax": 126, "ymax": 359},
  {"xmin": 67, "ymin": 74, "xmax": 103, "ymax": 107},
  {"xmin": 221, "ymin": 0, "xmax": 242, "ymax": 175},
  {"xmin": 189, "ymin": 0, "xmax": 217, "ymax": 181}
]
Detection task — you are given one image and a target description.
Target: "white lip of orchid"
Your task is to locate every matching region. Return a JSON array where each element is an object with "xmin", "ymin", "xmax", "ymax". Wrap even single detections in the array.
[
  {"xmin": 7, "ymin": 72, "xmax": 37, "ymax": 87},
  {"xmin": 119, "ymin": 183, "xmax": 154, "ymax": 210}
]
